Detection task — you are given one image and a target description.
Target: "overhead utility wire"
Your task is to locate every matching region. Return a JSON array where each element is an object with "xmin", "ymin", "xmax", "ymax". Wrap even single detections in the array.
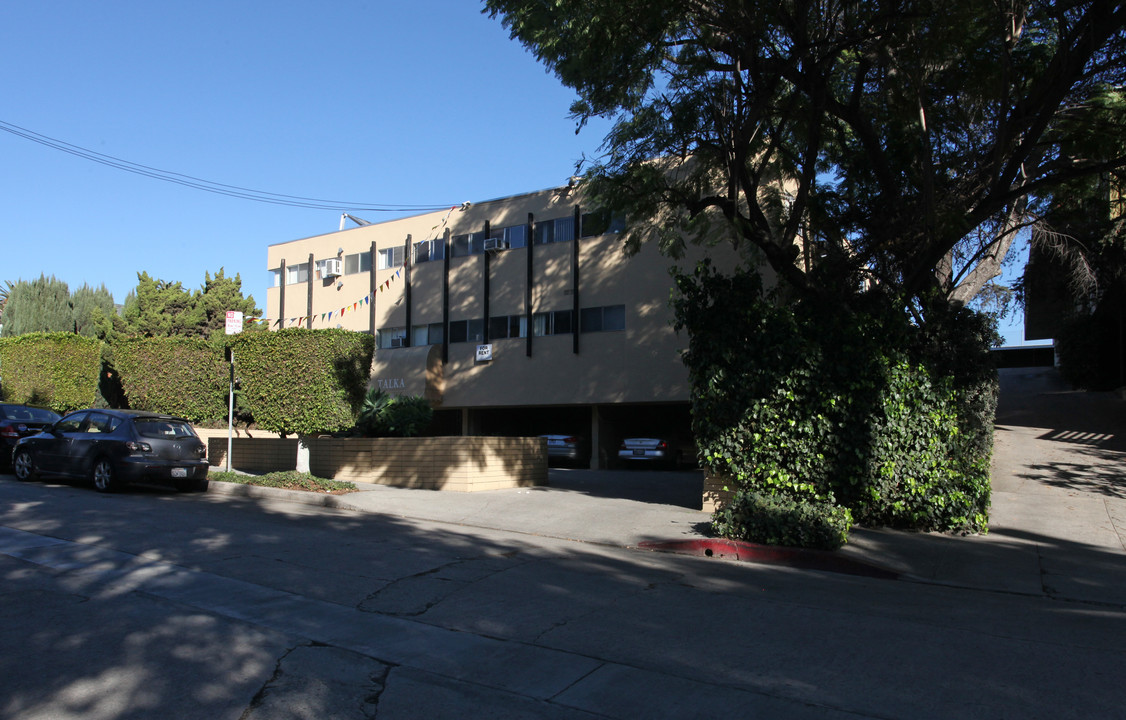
[{"xmin": 0, "ymin": 119, "xmax": 453, "ymax": 212}]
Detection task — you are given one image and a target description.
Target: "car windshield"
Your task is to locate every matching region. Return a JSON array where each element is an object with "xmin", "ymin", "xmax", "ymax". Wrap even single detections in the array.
[
  {"xmin": 134, "ymin": 418, "xmax": 196, "ymax": 439},
  {"xmin": 0, "ymin": 406, "xmax": 59, "ymax": 423}
]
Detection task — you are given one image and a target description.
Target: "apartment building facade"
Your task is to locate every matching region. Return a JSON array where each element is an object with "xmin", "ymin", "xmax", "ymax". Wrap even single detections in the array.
[{"xmin": 266, "ymin": 185, "xmax": 748, "ymax": 468}]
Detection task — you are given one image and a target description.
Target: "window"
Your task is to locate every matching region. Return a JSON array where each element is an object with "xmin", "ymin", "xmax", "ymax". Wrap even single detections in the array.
[
  {"xmin": 378, "ymin": 247, "xmax": 405, "ymax": 270},
  {"xmin": 55, "ymin": 412, "xmax": 89, "ymax": 433},
  {"xmin": 492, "ymin": 225, "xmax": 527, "ymax": 249},
  {"xmin": 580, "ymin": 305, "xmax": 626, "ymax": 333},
  {"xmin": 413, "ymin": 239, "xmax": 445, "ymax": 263},
  {"xmin": 411, "ymin": 322, "xmax": 445, "ymax": 345},
  {"xmin": 533, "ymin": 309, "xmax": 574, "ymax": 336},
  {"xmin": 344, "ymin": 251, "xmax": 372, "ymax": 275},
  {"xmin": 87, "ymin": 413, "xmax": 122, "ymax": 434},
  {"xmin": 580, "ymin": 209, "xmax": 625, "ymax": 238},
  {"xmin": 286, "ymin": 263, "xmax": 309, "ymax": 284},
  {"xmin": 488, "ymin": 315, "xmax": 528, "ymax": 340},
  {"xmin": 376, "ymin": 327, "xmax": 407, "ymax": 349},
  {"xmin": 534, "ymin": 217, "xmax": 575, "ymax": 245},
  {"xmin": 452, "ymin": 231, "xmax": 486, "ymax": 258},
  {"xmin": 135, "ymin": 418, "xmax": 193, "ymax": 438},
  {"xmin": 448, "ymin": 318, "xmax": 485, "ymax": 343},
  {"xmin": 270, "ymin": 268, "xmax": 282, "ymax": 287}
]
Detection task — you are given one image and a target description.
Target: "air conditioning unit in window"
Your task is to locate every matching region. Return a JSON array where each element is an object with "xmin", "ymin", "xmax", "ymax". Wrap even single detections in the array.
[
  {"xmin": 322, "ymin": 258, "xmax": 342, "ymax": 278},
  {"xmin": 390, "ymin": 337, "xmax": 404, "ymax": 348},
  {"xmin": 484, "ymin": 237, "xmax": 507, "ymax": 252}
]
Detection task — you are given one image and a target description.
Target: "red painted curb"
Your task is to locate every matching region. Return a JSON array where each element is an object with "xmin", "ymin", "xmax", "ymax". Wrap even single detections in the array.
[{"xmin": 637, "ymin": 539, "xmax": 900, "ymax": 579}]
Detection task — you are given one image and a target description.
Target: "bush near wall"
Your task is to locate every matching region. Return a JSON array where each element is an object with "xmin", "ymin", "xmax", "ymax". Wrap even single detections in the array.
[
  {"xmin": 0, "ymin": 333, "xmax": 102, "ymax": 412},
  {"xmin": 229, "ymin": 329, "xmax": 374, "ymax": 436},
  {"xmin": 673, "ymin": 264, "xmax": 997, "ymax": 546},
  {"xmin": 113, "ymin": 336, "xmax": 229, "ymax": 423}
]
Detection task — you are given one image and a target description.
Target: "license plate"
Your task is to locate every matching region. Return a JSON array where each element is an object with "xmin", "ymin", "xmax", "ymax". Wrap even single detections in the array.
[
  {"xmin": 171, "ymin": 468, "xmax": 188, "ymax": 478},
  {"xmin": 633, "ymin": 450, "xmax": 646, "ymax": 456}
]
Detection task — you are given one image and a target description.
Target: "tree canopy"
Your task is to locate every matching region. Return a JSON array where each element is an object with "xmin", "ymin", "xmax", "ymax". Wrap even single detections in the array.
[
  {"xmin": 1, "ymin": 275, "xmax": 80, "ymax": 337},
  {"xmin": 122, "ymin": 268, "xmax": 261, "ymax": 338},
  {"xmin": 486, "ymin": 0, "xmax": 1126, "ymax": 318}
]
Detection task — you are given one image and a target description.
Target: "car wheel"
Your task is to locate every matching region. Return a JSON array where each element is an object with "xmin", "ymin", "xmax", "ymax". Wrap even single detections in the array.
[
  {"xmin": 92, "ymin": 457, "xmax": 120, "ymax": 493},
  {"xmin": 12, "ymin": 450, "xmax": 36, "ymax": 481}
]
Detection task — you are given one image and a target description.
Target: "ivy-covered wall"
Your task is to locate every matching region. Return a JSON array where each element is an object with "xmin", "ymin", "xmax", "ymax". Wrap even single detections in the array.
[
  {"xmin": 674, "ymin": 264, "xmax": 998, "ymax": 545},
  {"xmin": 230, "ymin": 329, "xmax": 374, "ymax": 435},
  {"xmin": 113, "ymin": 336, "xmax": 229, "ymax": 423},
  {"xmin": 0, "ymin": 333, "xmax": 102, "ymax": 412}
]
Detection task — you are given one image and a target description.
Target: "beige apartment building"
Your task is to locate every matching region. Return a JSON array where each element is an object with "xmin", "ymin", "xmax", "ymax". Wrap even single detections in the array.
[{"xmin": 266, "ymin": 184, "xmax": 747, "ymax": 468}]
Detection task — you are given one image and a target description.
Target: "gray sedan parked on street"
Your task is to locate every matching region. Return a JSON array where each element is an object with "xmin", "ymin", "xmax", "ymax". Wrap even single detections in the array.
[{"xmin": 12, "ymin": 409, "xmax": 209, "ymax": 493}]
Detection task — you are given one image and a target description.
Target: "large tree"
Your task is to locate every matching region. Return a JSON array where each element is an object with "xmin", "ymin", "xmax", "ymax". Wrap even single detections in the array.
[
  {"xmin": 122, "ymin": 269, "xmax": 261, "ymax": 338},
  {"xmin": 486, "ymin": 0, "xmax": 1126, "ymax": 319},
  {"xmin": 0, "ymin": 275, "xmax": 74, "ymax": 337},
  {"xmin": 486, "ymin": 0, "xmax": 1126, "ymax": 538}
]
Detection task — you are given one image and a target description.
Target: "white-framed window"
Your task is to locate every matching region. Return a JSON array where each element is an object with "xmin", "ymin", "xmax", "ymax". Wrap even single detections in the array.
[
  {"xmin": 269, "ymin": 268, "xmax": 283, "ymax": 288},
  {"xmin": 286, "ymin": 262, "xmax": 309, "ymax": 285},
  {"xmin": 344, "ymin": 251, "xmax": 372, "ymax": 275},
  {"xmin": 378, "ymin": 246, "xmax": 405, "ymax": 270},
  {"xmin": 376, "ymin": 327, "xmax": 407, "ymax": 349}
]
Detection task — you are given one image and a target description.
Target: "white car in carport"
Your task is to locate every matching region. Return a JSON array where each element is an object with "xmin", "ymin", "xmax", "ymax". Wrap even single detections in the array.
[
  {"xmin": 540, "ymin": 434, "xmax": 588, "ymax": 466},
  {"xmin": 618, "ymin": 437, "xmax": 673, "ymax": 464}
]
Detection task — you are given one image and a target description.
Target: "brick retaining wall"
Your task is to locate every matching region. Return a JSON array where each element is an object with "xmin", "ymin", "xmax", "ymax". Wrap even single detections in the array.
[{"xmin": 204, "ymin": 435, "xmax": 547, "ymax": 492}]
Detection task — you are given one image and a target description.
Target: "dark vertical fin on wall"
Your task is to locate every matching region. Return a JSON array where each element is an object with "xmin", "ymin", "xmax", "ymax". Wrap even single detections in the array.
[
  {"xmin": 572, "ymin": 205, "xmax": 581, "ymax": 355},
  {"xmin": 526, "ymin": 212, "xmax": 534, "ymax": 358}
]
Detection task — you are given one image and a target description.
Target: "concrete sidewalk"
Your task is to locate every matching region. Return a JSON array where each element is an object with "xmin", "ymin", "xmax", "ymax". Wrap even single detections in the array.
[{"xmin": 209, "ymin": 367, "xmax": 1126, "ymax": 606}]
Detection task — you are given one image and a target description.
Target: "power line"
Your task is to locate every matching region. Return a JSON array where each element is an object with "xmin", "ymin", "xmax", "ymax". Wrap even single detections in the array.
[{"xmin": 0, "ymin": 119, "xmax": 455, "ymax": 212}]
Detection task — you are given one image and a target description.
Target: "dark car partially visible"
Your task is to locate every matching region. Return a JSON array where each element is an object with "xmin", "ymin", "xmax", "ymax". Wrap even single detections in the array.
[
  {"xmin": 12, "ymin": 409, "xmax": 209, "ymax": 493},
  {"xmin": 1, "ymin": 404, "xmax": 61, "ymax": 472}
]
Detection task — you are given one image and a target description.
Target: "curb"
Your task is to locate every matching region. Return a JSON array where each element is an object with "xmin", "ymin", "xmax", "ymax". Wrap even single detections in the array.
[
  {"xmin": 638, "ymin": 538, "xmax": 901, "ymax": 579},
  {"xmin": 205, "ymin": 479, "xmax": 372, "ymax": 512}
]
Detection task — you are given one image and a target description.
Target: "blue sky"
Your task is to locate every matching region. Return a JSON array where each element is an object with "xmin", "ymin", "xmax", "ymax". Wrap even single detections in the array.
[{"xmin": 1, "ymin": 1, "xmax": 1029, "ymax": 344}]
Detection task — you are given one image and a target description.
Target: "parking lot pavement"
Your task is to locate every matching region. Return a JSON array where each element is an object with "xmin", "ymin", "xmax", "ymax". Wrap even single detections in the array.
[{"xmin": 207, "ymin": 368, "xmax": 1126, "ymax": 606}]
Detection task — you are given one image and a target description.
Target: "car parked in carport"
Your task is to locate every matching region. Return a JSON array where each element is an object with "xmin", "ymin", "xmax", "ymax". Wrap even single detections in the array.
[
  {"xmin": 540, "ymin": 434, "xmax": 589, "ymax": 467},
  {"xmin": 0, "ymin": 403, "xmax": 61, "ymax": 472},
  {"xmin": 12, "ymin": 409, "xmax": 210, "ymax": 493},
  {"xmin": 617, "ymin": 437, "xmax": 698, "ymax": 469}
]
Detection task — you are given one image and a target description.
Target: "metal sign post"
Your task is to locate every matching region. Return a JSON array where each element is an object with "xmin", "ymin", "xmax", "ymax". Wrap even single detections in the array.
[
  {"xmin": 224, "ymin": 311, "xmax": 243, "ymax": 472},
  {"xmin": 226, "ymin": 350, "xmax": 234, "ymax": 472}
]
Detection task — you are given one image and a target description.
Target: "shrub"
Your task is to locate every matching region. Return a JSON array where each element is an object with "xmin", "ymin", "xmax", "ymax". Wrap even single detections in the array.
[
  {"xmin": 712, "ymin": 489, "xmax": 853, "ymax": 550},
  {"xmin": 674, "ymin": 262, "xmax": 996, "ymax": 538},
  {"xmin": 230, "ymin": 329, "xmax": 374, "ymax": 436},
  {"xmin": 0, "ymin": 333, "xmax": 102, "ymax": 412},
  {"xmin": 112, "ymin": 336, "xmax": 228, "ymax": 422},
  {"xmin": 355, "ymin": 389, "xmax": 433, "ymax": 437}
]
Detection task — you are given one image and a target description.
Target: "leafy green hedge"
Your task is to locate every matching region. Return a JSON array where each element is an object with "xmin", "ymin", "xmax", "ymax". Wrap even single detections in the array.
[
  {"xmin": 230, "ymin": 329, "xmax": 374, "ymax": 436},
  {"xmin": 674, "ymin": 263, "xmax": 997, "ymax": 545},
  {"xmin": 113, "ymin": 336, "xmax": 229, "ymax": 422},
  {"xmin": 0, "ymin": 333, "xmax": 102, "ymax": 412},
  {"xmin": 713, "ymin": 490, "xmax": 853, "ymax": 550}
]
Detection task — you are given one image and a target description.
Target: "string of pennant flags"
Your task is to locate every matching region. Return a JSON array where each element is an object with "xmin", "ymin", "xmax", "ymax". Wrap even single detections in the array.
[
  {"xmin": 246, "ymin": 204, "xmax": 462, "ymax": 329},
  {"xmin": 245, "ymin": 266, "xmax": 405, "ymax": 328}
]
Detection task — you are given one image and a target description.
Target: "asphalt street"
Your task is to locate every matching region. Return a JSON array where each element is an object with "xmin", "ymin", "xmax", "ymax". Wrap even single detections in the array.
[{"xmin": 0, "ymin": 366, "xmax": 1124, "ymax": 719}]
